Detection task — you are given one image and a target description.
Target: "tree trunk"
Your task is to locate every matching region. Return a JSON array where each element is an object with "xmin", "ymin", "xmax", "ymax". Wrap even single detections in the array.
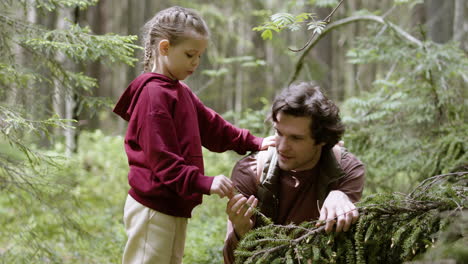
[
  {"xmin": 234, "ymin": 23, "xmax": 244, "ymax": 123},
  {"xmin": 313, "ymin": 7, "xmax": 334, "ymax": 99},
  {"xmin": 453, "ymin": 0, "xmax": 467, "ymax": 51},
  {"xmin": 55, "ymin": 7, "xmax": 79, "ymax": 155},
  {"xmin": 35, "ymin": 3, "xmax": 57, "ymax": 148},
  {"xmin": 426, "ymin": 0, "xmax": 454, "ymax": 43},
  {"xmin": 225, "ymin": 18, "xmax": 235, "ymax": 113},
  {"xmin": 83, "ymin": 0, "xmax": 106, "ymax": 130}
]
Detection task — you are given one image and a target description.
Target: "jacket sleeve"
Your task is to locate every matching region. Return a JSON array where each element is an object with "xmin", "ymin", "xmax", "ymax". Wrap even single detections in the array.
[
  {"xmin": 332, "ymin": 150, "xmax": 366, "ymax": 202},
  {"xmin": 188, "ymin": 88, "xmax": 263, "ymax": 154},
  {"xmin": 137, "ymin": 89, "xmax": 214, "ymax": 196},
  {"xmin": 223, "ymin": 155, "xmax": 259, "ymax": 264},
  {"xmin": 224, "ymin": 220, "xmax": 240, "ymax": 264}
]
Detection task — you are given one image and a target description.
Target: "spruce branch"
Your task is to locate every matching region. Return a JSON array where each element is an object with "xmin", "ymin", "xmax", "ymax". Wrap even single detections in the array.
[{"xmin": 235, "ymin": 172, "xmax": 467, "ymax": 263}]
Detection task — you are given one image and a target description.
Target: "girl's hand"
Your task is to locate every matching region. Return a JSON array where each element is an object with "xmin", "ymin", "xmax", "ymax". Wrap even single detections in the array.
[
  {"xmin": 210, "ymin": 175, "xmax": 234, "ymax": 198},
  {"xmin": 260, "ymin": 135, "xmax": 276, "ymax": 150}
]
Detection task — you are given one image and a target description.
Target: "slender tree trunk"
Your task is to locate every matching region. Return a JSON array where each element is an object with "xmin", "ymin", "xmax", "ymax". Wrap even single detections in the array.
[
  {"xmin": 426, "ymin": 0, "xmax": 454, "ymax": 43},
  {"xmin": 234, "ymin": 23, "xmax": 244, "ymax": 122},
  {"xmin": 342, "ymin": 0, "xmax": 358, "ymax": 99},
  {"xmin": 225, "ymin": 19, "xmax": 235, "ymax": 112},
  {"xmin": 314, "ymin": 7, "xmax": 333, "ymax": 98},
  {"xmin": 453, "ymin": 0, "xmax": 467, "ymax": 51},
  {"xmin": 35, "ymin": 4, "xmax": 58, "ymax": 148},
  {"xmin": 265, "ymin": 42, "xmax": 274, "ymax": 93},
  {"xmin": 9, "ymin": 1, "xmax": 37, "ymax": 107},
  {"xmin": 55, "ymin": 7, "xmax": 78, "ymax": 155},
  {"xmin": 84, "ymin": 0, "xmax": 106, "ymax": 130}
]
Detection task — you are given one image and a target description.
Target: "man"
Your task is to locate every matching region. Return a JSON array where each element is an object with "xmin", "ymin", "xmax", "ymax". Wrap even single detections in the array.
[{"xmin": 223, "ymin": 82, "xmax": 365, "ymax": 263}]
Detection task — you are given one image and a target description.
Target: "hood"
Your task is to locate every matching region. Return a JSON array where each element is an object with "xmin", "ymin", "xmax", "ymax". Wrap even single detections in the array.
[{"xmin": 113, "ymin": 72, "xmax": 178, "ymax": 121}]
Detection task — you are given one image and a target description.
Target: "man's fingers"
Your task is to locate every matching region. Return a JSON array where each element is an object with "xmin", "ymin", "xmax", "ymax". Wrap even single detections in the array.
[
  {"xmin": 226, "ymin": 195, "xmax": 245, "ymax": 215},
  {"xmin": 319, "ymin": 206, "xmax": 327, "ymax": 221},
  {"xmin": 226, "ymin": 194, "xmax": 242, "ymax": 208},
  {"xmin": 325, "ymin": 208, "xmax": 336, "ymax": 233},
  {"xmin": 238, "ymin": 195, "xmax": 255, "ymax": 216},
  {"xmin": 342, "ymin": 206, "xmax": 354, "ymax": 232},
  {"xmin": 244, "ymin": 196, "xmax": 258, "ymax": 217},
  {"xmin": 316, "ymin": 206, "xmax": 327, "ymax": 227},
  {"xmin": 317, "ymin": 191, "xmax": 360, "ymax": 233},
  {"xmin": 336, "ymin": 208, "xmax": 346, "ymax": 232},
  {"xmin": 325, "ymin": 218, "xmax": 336, "ymax": 233},
  {"xmin": 234, "ymin": 198, "xmax": 248, "ymax": 215},
  {"xmin": 351, "ymin": 207, "xmax": 359, "ymax": 224}
]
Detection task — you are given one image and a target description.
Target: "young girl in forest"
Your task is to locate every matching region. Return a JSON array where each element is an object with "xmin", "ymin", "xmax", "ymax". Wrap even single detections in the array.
[{"xmin": 113, "ymin": 6, "xmax": 274, "ymax": 264}]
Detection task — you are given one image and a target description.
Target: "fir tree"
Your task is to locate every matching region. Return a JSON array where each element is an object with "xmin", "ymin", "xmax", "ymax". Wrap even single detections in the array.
[{"xmin": 0, "ymin": 0, "xmax": 139, "ymax": 261}]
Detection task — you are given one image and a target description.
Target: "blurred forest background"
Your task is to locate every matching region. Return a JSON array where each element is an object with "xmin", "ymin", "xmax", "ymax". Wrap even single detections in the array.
[{"xmin": 0, "ymin": 0, "xmax": 466, "ymax": 263}]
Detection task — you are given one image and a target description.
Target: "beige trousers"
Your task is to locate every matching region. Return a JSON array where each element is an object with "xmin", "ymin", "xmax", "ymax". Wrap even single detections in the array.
[{"xmin": 122, "ymin": 195, "xmax": 187, "ymax": 264}]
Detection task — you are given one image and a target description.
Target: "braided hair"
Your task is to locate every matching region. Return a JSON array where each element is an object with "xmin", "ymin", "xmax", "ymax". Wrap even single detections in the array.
[{"xmin": 141, "ymin": 6, "xmax": 210, "ymax": 72}]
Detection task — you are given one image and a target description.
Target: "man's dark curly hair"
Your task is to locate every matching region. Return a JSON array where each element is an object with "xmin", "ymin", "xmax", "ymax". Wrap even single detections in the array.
[{"xmin": 271, "ymin": 82, "xmax": 345, "ymax": 149}]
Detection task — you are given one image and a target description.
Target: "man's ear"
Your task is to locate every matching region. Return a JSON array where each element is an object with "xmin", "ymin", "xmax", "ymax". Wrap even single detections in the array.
[{"xmin": 158, "ymin": 39, "xmax": 170, "ymax": 56}]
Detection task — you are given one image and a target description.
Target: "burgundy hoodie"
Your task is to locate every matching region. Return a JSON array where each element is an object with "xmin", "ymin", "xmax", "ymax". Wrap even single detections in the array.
[{"xmin": 113, "ymin": 73, "xmax": 263, "ymax": 218}]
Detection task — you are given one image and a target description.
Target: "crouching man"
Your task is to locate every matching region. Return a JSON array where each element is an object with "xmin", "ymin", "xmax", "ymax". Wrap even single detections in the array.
[{"xmin": 223, "ymin": 82, "xmax": 365, "ymax": 263}]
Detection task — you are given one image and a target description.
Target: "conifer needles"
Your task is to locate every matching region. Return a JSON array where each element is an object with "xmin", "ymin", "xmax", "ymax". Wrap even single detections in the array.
[{"xmin": 235, "ymin": 171, "xmax": 467, "ymax": 264}]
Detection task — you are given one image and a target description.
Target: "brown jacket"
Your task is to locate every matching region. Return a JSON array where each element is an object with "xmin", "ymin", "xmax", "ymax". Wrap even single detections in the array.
[{"xmin": 223, "ymin": 146, "xmax": 365, "ymax": 264}]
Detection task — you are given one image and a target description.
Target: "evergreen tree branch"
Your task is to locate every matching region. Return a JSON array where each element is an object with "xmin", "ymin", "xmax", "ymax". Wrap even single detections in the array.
[
  {"xmin": 236, "ymin": 172, "xmax": 467, "ymax": 263},
  {"xmin": 10, "ymin": 0, "xmax": 99, "ymax": 11}
]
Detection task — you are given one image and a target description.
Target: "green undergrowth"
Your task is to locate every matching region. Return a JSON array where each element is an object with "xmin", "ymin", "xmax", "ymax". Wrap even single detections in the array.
[{"xmin": 0, "ymin": 130, "xmax": 239, "ymax": 263}]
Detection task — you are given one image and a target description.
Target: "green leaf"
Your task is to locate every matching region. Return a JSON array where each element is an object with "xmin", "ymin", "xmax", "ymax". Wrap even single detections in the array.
[
  {"xmin": 261, "ymin": 30, "xmax": 272, "ymax": 39},
  {"xmin": 271, "ymin": 13, "xmax": 295, "ymax": 27}
]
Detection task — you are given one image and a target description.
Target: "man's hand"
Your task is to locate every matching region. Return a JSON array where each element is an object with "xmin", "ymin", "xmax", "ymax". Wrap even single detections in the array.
[
  {"xmin": 210, "ymin": 175, "xmax": 234, "ymax": 198},
  {"xmin": 260, "ymin": 136, "xmax": 276, "ymax": 150},
  {"xmin": 316, "ymin": 190, "xmax": 359, "ymax": 233},
  {"xmin": 226, "ymin": 194, "xmax": 258, "ymax": 238}
]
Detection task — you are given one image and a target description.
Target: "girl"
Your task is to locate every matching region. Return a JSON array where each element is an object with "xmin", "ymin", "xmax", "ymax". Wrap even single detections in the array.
[{"xmin": 113, "ymin": 6, "xmax": 274, "ymax": 264}]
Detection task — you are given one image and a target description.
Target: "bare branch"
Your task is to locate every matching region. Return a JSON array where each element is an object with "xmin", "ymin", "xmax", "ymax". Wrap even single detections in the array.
[
  {"xmin": 287, "ymin": 14, "xmax": 423, "ymax": 86},
  {"xmin": 289, "ymin": 0, "xmax": 345, "ymax": 52}
]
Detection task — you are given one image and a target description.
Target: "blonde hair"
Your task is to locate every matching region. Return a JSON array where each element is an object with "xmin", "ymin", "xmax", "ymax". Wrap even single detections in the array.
[{"xmin": 141, "ymin": 6, "xmax": 210, "ymax": 72}]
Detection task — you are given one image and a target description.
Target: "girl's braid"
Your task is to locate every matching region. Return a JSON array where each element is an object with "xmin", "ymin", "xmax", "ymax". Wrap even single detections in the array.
[{"xmin": 141, "ymin": 6, "xmax": 209, "ymax": 72}]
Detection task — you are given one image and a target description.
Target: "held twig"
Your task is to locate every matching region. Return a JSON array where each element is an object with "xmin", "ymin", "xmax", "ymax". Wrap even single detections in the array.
[{"xmin": 233, "ymin": 187, "xmax": 272, "ymax": 224}]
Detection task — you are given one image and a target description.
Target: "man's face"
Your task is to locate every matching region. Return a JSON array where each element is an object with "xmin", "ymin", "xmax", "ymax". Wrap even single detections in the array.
[{"xmin": 274, "ymin": 112, "xmax": 325, "ymax": 171}]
